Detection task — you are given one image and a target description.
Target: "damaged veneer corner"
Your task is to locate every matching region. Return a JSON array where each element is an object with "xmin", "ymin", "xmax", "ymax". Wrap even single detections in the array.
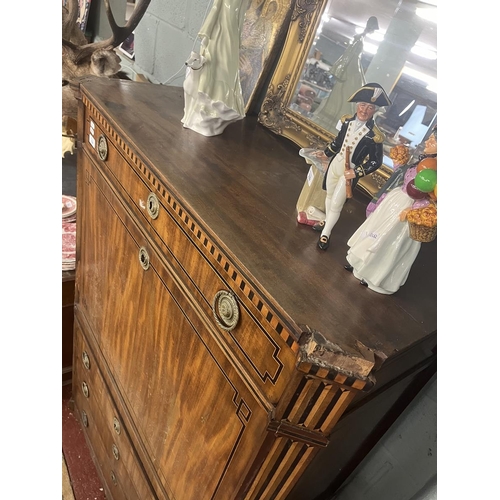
[{"xmin": 297, "ymin": 326, "xmax": 388, "ymax": 388}]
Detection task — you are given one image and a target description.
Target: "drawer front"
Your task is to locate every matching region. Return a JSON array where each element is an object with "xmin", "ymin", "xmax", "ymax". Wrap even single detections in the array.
[
  {"xmin": 77, "ymin": 150, "xmax": 273, "ymax": 499},
  {"xmin": 73, "ymin": 322, "xmax": 155, "ymax": 500},
  {"xmin": 82, "ymin": 105, "xmax": 298, "ymax": 405}
]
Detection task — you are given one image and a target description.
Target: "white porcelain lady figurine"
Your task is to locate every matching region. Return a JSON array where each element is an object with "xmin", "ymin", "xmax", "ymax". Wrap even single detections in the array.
[
  {"xmin": 344, "ymin": 129, "xmax": 437, "ymax": 294},
  {"xmin": 181, "ymin": 0, "xmax": 250, "ymax": 137}
]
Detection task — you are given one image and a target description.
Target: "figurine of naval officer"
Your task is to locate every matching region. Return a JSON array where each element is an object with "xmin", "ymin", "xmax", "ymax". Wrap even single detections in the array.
[{"xmin": 312, "ymin": 83, "xmax": 391, "ymax": 250}]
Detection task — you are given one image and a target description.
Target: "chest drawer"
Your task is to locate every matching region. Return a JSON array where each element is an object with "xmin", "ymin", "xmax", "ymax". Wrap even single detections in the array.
[
  {"xmin": 73, "ymin": 321, "xmax": 156, "ymax": 500},
  {"xmin": 82, "ymin": 106, "xmax": 298, "ymax": 406}
]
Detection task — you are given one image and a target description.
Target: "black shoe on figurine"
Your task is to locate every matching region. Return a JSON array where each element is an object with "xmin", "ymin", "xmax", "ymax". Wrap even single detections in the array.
[
  {"xmin": 312, "ymin": 221, "xmax": 325, "ymax": 232},
  {"xmin": 360, "ymin": 279, "xmax": 368, "ymax": 287},
  {"xmin": 318, "ymin": 235, "xmax": 330, "ymax": 251},
  {"xmin": 344, "ymin": 264, "xmax": 353, "ymax": 273}
]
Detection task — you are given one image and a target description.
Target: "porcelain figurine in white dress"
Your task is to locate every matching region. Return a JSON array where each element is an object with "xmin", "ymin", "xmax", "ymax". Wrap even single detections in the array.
[
  {"xmin": 345, "ymin": 130, "xmax": 437, "ymax": 294},
  {"xmin": 181, "ymin": 0, "xmax": 250, "ymax": 137}
]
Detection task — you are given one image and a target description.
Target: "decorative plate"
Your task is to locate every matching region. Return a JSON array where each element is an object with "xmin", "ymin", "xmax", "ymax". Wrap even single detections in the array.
[{"xmin": 62, "ymin": 195, "xmax": 77, "ymax": 219}]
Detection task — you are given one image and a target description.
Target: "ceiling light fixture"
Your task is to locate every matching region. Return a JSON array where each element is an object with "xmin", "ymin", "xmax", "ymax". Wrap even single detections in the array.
[
  {"xmin": 363, "ymin": 42, "xmax": 379, "ymax": 55},
  {"xmin": 416, "ymin": 7, "xmax": 437, "ymax": 23},
  {"xmin": 367, "ymin": 31, "xmax": 385, "ymax": 42}
]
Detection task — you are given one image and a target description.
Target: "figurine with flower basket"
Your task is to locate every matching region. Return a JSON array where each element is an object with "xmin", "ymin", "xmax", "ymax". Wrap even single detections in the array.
[
  {"xmin": 344, "ymin": 127, "xmax": 437, "ymax": 295},
  {"xmin": 402, "ymin": 150, "xmax": 437, "ymax": 243}
]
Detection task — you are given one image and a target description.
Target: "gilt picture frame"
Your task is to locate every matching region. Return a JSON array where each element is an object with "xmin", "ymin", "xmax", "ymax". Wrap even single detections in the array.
[
  {"xmin": 239, "ymin": 0, "xmax": 294, "ymax": 113},
  {"xmin": 257, "ymin": 1, "xmax": 332, "ymax": 143}
]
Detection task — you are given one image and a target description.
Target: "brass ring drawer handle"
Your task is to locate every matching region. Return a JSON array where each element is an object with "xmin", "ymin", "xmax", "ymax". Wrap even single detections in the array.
[
  {"xmin": 82, "ymin": 351, "xmax": 90, "ymax": 370},
  {"xmin": 81, "ymin": 381, "xmax": 89, "ymax": 398},
  {"xmin": 212, "ymin": 290, "xmax": 239, "ymax": 331},
  {"xmin": 138, "ymin": 247, "xmax": 150, "ymax": 270},
  {"xmin": 97, "ymin": 134, "xmax": 108, "ymax": 161},
  {"xmin": 113, "ymin": 417, "xmax": 121, "ymax": 435},
  {"xmin": 81, "ymin": 410, "xmax": 88, "ymax": 428},
  {"xmin": 147, "ymin": 192, "xmax": 160, "ymax": 219},
  {"xmin": 112, "ymin": 443, "xmax": 120, "ymax": 460}
]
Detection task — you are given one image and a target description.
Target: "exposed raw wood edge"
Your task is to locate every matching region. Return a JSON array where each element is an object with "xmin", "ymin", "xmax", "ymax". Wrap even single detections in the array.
[
  {"xmin": 296, "ymin": 327, "xmax": 377, "ymax": 388},
  {"xmin": 355, "ymin": 338, "xmax": 388, "ymax": 372}
]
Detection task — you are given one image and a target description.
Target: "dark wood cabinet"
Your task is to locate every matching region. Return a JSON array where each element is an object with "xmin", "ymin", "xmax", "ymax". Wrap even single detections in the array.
[
  {"xmin": 62, "ymin": 270, "xmax": 76, "ymax": 385},
  {"xmin": 71, "ymin": 77, "xmax": 436, "ymax": 499}
]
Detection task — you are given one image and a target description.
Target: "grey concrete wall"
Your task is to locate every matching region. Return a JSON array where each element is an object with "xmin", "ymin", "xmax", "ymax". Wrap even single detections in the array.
[
  {"xmin": 90, "ymin": 0, "xmax": 208, "ymax": 85},
  {"xmin": 134, "ymin": 0, "xmax": 211, "ymax": 85}
]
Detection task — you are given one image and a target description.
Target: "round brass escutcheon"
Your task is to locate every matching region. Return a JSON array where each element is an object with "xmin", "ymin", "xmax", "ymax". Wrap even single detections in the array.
[
  {"xmin": 82, "ymin": 351, "xmax": 90, "ymax": 370},
  {"xmin": 147, "ymin": 192, "xmax": 160, "ymax": 219},
  {"xmin": 81, "ymin": 381, "xmax": 89, "ymax": 398},
  {"xmin": 110, "ymin": 471, "xmax": 117, "ymax": 486},
  {"xmin": 112, "ymin": 443, "xmax": 120, "ymax": 460},
  {"xmin": 138, "ymin": 247, "xmax": 150, "ymax": 270},
  {"xmin": 212, "ymin": 290, "xmax": 240, "ymax": 331},
  {"xmin": 113, "ymin": 417, "xmax": 121, "ymax": 435},
  {"xmin": 97, "ymin": 134, "xmax": 108, "ymax": 161},
  {"xmin": 81, "ymin": 410, "xmax": 88, "ymax": 428}
]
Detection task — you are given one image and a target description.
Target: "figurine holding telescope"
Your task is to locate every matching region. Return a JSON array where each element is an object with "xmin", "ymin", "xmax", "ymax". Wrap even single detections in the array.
[{"xmin": 307, "ymin": 83, "xmax": 391, "ymax": 251}]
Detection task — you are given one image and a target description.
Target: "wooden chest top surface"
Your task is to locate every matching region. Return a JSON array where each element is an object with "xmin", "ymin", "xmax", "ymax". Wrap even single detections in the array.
[{"xmin": 78, "ymin": 77, "xmax": 436, "ymax": 360}]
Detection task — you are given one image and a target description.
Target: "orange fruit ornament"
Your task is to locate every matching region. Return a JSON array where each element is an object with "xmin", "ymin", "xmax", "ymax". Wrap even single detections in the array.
[{"xmin": 416, "ymin": 157, "xmax": 437, "ymax": 173}]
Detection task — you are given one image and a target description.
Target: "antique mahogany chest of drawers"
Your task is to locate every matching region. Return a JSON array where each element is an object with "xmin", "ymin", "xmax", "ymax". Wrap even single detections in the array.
[{"xmin": 72, "ymin": 77, "xmax": 436, "ymax": 500}]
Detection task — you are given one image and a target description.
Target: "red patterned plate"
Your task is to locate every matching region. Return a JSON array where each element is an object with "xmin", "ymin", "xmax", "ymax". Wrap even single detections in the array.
[{"xmin": 62, "ymin": 195, "xmax": 77, "ymax": 219}]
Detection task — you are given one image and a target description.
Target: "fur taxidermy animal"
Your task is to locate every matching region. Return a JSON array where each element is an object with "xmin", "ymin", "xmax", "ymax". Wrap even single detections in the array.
[{"xmin": 62, "ymin": 0, "xmax": 151, "ymax": 120}]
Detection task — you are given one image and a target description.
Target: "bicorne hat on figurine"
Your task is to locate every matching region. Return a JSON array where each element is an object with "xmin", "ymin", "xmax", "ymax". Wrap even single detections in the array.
[{"xmin": 348, "ymin": 83, "xmax": 392, "ymax": 107}]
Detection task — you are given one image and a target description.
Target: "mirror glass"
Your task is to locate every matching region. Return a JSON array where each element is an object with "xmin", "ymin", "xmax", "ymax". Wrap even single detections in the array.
[{"xmin": 288, "ymin": 0, "xmax": 437, "ymax": 172}]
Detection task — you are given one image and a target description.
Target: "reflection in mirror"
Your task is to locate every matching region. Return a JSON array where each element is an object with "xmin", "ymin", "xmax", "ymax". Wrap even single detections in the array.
[
  {"xmin": 258, "ymin": 0, "xmax": 438, "ymax": 196},
  {"xmin": 289, "ymin": 0, "xmax": 437, "ymax": 174}
]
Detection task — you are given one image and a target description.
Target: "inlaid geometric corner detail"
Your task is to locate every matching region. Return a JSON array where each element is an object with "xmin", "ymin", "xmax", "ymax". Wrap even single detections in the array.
[
  {"xmin": 243, "ymin": 439, "xmax": 316, "ymax": 499},
  {"xmin": 243, "ymin": 372, "xmax": 358, "ymax": 500},
  {"xmin": 242, "ymin": 380, "xmax": 358, "ymax": 496},
  {"xmin": 280, "ymin": 377, "xmax": 356, "ymax": 434}
]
